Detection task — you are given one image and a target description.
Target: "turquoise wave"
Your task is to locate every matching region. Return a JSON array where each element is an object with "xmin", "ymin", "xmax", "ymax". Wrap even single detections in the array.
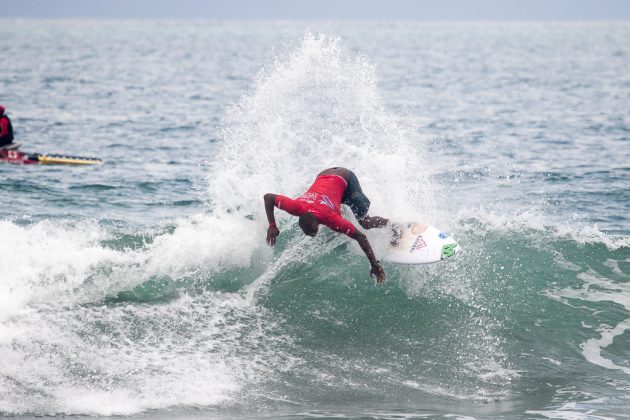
[{"xmin": 61, "ymin": 219, "xmax": 627, "ymax": 415}]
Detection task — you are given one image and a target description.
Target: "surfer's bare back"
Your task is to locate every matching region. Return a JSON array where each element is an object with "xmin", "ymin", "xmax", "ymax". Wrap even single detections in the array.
[{"xmin": 263, "ymin": 167, "xmax": 389, "ymax": 284}]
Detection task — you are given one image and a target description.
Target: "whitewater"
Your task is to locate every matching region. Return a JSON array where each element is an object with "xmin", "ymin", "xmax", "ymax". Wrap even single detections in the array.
[{"xmin": 0, "ymin": 21, "xmax": 629, "ymax": 419}]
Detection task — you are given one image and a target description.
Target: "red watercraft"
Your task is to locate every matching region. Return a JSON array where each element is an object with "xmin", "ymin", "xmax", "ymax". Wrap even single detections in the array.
[{"xmin": 0, "ymin": 144, "xmax": 102, "ymax": 165}]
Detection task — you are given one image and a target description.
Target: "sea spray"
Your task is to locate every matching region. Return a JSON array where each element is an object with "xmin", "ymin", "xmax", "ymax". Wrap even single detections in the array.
[
  {"xmin": 203, "ymin": 32, "xmax": 519, "ymax": 404},
  {"xmin": 207, "ymin": 32, "xmax": 433, "ymax": 223}
]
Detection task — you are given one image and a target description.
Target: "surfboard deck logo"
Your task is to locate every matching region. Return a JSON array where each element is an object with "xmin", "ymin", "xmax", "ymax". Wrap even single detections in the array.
[{"xmin": 410, "ymin": 236, "xmax": 427, "ymax": 252}]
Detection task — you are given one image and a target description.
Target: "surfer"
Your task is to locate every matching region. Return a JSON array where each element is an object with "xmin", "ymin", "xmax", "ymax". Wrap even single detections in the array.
[
  {"xmin": 264, "ymin": 167, "xmax": 389, "ymax": 284},
  {"xmin": 0, "ymin": 105, "xmax": 15, "ymax": 148}
]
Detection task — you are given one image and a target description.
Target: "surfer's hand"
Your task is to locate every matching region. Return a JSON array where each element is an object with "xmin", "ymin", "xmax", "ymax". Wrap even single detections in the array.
[
  {"xmin": 266, "ymin": 225, "xmax": 280, "ymax": 246},
  {"xmin": 371, "ymin": 263, "xmax": 385, "ymax": 284}
]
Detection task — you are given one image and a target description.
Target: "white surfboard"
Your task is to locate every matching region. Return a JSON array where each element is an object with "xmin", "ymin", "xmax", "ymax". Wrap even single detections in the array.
[{"xmin": 382, "ymin": 223, "xmax": 462, "ymax": 264}]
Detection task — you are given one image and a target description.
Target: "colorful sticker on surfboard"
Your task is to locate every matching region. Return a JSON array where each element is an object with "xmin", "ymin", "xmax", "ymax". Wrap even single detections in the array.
[{"xmin": 442, "ymin": 243, "xmax": 458, "ymax": 258}]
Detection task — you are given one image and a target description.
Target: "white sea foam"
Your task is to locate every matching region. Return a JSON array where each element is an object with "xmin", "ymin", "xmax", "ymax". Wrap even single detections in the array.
[
  {"xmin": 550, "ymin": 270, "xmax": 630, "ymax": 377},
  {"xmin": 0, "ymin": 213, "xmax": 281, "ymax": 415},
  {"xmin": 0, "ymin": 219, "xmax": 120, "ymax": 321},
  {"xmin": 527, "ymin": 400, "xmax": 614, "ymax": 420},
  {"xmin": 0, "ymin": 213, "xmax": 266, "ymax": 319},
  {"xmin": 0, "ymin": 288, "xmax": 289, "ymax": 415},
  {"xmin": 454, "ymin": 207, "xmax": 630, "ymax": 251}
]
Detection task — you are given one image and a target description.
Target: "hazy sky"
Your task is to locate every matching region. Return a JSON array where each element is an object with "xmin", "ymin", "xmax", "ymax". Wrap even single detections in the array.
[{"xmin": 2, "ymin": 0, "xmax": 630, "ymax": 20}]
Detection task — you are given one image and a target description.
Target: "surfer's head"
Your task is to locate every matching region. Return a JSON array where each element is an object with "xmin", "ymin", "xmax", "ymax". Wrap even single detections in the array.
[
  {"xmin": 0, "ymin": 105, "xmax": 4, "ymax": 116},
  {"xmin": 299, "ymin": 212, "xmax": 319, "ymax": 237}
]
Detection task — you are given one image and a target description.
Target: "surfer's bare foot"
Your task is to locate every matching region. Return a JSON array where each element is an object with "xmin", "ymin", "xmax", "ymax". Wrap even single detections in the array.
[{"xmin": 390, "ymin": 223, "xmax": 402, "ymax": 246}]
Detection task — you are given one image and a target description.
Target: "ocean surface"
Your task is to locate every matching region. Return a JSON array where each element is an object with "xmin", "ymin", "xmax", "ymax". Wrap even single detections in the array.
[{"xmin": 0, "ymin": 20, "xmax": 629, "ymax": 419}]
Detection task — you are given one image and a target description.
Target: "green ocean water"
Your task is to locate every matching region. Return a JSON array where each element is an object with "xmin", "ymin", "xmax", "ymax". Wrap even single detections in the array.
[{"xmin": 1, "ymin": 21, "xmax": 629, "ymax": 418}]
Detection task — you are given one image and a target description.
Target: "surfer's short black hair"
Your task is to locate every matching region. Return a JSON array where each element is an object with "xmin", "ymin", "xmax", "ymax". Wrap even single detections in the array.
[{"xmin": 299, "ymin": 212, "xmax": 319, "ymax": 237}]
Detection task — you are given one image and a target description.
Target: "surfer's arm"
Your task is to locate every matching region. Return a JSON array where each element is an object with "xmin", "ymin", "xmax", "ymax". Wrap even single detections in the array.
[
  {"xmin": 264, "ymin": 193, "xmax": 280, "ymax": 245},
  {"xmin": 351, "ymin": 230, "xmax": 385, "ymax": 284},
  {"xmin": 264, "ymin": 193, "xmax": 278, "ymax": 224}
]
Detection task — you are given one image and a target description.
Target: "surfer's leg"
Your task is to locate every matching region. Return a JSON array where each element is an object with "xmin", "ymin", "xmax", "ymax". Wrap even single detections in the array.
[
  {"xmin": 342, "ymin": 171, "xmax": 389, "ymax": 229},
  {"xmin": 341, "ymin": 170, "xmax": 369, "ymax": 218},
  {"xmin": 358, "ymin": 215, "xmax": 390, "ymax": 229}
]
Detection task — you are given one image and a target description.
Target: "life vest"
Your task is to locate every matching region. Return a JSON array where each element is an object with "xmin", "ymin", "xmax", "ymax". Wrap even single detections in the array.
[{"xmin": 0, "ymin": 115, "xmax": 14, "ymax": 146}]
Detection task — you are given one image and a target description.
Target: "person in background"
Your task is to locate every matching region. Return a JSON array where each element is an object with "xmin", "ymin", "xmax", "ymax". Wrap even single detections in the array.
[{"xmin": 0, "ymin": 105, "xmax": 15, "ymax": 148}]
